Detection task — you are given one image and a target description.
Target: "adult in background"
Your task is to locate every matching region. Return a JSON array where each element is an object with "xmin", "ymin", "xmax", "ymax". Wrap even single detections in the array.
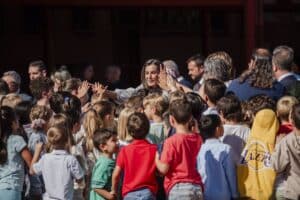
[
  {"xmin": 227, "ymin": 48, "xmax": 285, "ymax": 101},
  {"xmin": 203, "ymin": 51, "xmax": 233, "ymax": 87},
  {"xmin": 28, "ymin": 60, "xmax": 47, "ymax": 81},
  {"xmin": 102, "ymin": 59, "xmax": 165, "ymax": 104},
  {"xmin": 186, "ymin": 54, "xmax": 205, "ymax": 91},
  {"xmin": 163, "ymin": 60, "xmax": 192, "ymax": 89},
  {"xmin": 2, "ymin": 71, "xmax": 32, "ymax": 102},
  {"xmin": 104, "ymin": 65, "xmax": 128, "ymax": 90},
  {"xmin": 272, "ymin": 45, "xmax": 298, "ymax": 90}
]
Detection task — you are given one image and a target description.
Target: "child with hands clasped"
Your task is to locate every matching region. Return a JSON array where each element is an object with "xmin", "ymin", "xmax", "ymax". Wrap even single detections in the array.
[{"xmin": 89, "ymin": 129, "xmax": 119, "ymax": 200}]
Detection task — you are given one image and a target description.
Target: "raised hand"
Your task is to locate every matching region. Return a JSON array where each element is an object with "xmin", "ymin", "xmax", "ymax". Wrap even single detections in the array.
[
  {"xmin": 92, "ymin": 82, "xmax": 107, "ymax": 103},
  {"xmin": 77, "ymin": 80, "xmax": 90, "ymax": 99}
]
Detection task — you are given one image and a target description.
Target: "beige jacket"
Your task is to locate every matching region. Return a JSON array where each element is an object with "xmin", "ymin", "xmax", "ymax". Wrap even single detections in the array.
[{"xmin": 272, "ymin": 132, "xmax": 300, "ymax": 200}]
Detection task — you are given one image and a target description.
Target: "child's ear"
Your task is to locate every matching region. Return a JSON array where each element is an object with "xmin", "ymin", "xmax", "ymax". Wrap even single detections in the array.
[
  {"xmin": 169, "ymin": 115, "xmax": 176, "ymax": 127},
  {"xmin": 219, "ymin": 111, "xmax": 226, "ymax": 124},
  {"xmin": 216, "ymin": 124, "xmax": 224, "ymax": 138},
  {"xmin": 289, "ymin": 111, "xmax": 294, "ymax": 125},
  {"xmin": 99, "ymin": 143, "xmax": 107, "ymax": 152},
  {"xmin": 151, "ymin": 107, "xmax": 157, "ymax": 115},
  {"xmin": 104, "ymin": 114, "xmax": 112, "ymax": 121}
]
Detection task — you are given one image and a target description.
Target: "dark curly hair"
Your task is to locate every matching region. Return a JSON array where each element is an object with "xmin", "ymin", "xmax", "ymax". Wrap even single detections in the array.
[{"xmin": 239, "ymin": 48, "xmax": 274, "ymax": 89}]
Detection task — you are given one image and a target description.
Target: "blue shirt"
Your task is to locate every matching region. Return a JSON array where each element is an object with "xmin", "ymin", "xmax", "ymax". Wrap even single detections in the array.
[
  {"xmin": 197, "ymin": 138, "xmax": 238, "ymax": 200},
  {"xmin": 0, "ymin": 135, "xmax": 27, "ymax": 191},
  {"xmin": 226, "ymin": 78, "xmax": 285, "ymax": 101},
  {"xmin": 28, "ymin": 131, "xmax": 47, "ymax": 195}
]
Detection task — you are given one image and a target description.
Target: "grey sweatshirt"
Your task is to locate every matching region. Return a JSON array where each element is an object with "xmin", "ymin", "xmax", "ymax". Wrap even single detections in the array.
[{"xmin": 272, "ymin": 132, "xmax": 300, "ymax": 200}]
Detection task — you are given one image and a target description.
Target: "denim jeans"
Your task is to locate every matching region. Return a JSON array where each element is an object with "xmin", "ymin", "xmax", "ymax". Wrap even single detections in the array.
[
  {"xmin": 124, "ymin": 188, "xmax": 156, "ymax": 200},
  {"xmin": 0, "ymin": 189, "xmax": 21, "ymax": 200},
  {"xmin": 168, "ymin": 183, "xmax": 203, "ymax": 200}
]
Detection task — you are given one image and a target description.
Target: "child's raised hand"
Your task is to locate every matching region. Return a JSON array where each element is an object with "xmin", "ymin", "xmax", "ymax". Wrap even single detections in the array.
[{"xmin": 77, "ymin": 81, "xmax": 90, "ymax": 99}]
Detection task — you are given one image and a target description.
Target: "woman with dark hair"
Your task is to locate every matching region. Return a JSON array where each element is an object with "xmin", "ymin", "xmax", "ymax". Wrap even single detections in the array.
[
  {"xmin": 226, "ymin": 49, "xmax": 285, "ymax": 101},
  {"xmin": 0, "ymin": 106, "xmax": 33, "ymax": 200},
  {"xmin": 103, "ymin": 59, "xmax": 165, "ymax": 104}
]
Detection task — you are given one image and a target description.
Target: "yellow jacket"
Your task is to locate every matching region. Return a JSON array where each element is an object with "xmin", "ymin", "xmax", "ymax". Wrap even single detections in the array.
[{"xmin": 237, "ymin": 109, "xmax": 279, "ymax": 200}]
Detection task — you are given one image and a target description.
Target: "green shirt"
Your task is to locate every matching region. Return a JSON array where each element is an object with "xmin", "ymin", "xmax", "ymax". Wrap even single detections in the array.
[
  {"xmin": 89, "ymin": 156, "xmax": 115, "ymax": 200},
  {"xmin": 149, "ymin": 122, "xmax": 165, "ymax": 144}
]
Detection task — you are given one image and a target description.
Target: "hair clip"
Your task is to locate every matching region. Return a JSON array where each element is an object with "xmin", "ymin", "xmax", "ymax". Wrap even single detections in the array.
[{"xmin": 64, "ymin": 97, "xmax": 70, "ymax": 105}]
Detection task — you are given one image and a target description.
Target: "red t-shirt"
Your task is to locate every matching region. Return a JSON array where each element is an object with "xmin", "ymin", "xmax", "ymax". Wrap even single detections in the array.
[
  {"xmin": 116, "ymin": 139, "xmax": 157, "ymax": 197},
  {"xmin": 160, "ymin": 133, "xmax": 203, "ymax": 194}
]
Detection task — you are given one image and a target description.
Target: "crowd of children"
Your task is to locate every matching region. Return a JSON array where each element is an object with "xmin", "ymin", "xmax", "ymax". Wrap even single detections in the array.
[{"xmin": 0, "ymin": 45, "xmax": 300, "ymax": 200}]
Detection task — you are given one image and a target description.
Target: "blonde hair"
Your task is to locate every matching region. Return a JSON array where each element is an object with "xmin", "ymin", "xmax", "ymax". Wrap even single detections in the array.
[
  {"xmin": 30, "ymin": 105, "xmax": 53, "ymax": 122},
  {"xmin": 117, "ymin": 108, "xmax": 135, "ymax": 141},
  {"xmin": 47, "ymin": 126, "xmax": 69, "ymax": 150},
  {"xmin": 83, "ymin": 109, "xmax": 102, "ymax": 152},
  {"xmin": 143, "ymin": 93, "xmax": 168, "ymax": 117},
  {"xmin": 63, "ymin": 78, "xmax": 81, "ymax": 94},
  {"xmin": 30, "ymin": 105, "xmax": 53, "ymax": 131},
  {"xmin": 169, "ymin": 90, "xmax": 186, "ymax": 103},
  {"xmin": 277, "ymin": 96, "xmax": 299, "ymax": 122},
  {"xmin": 1, "ymin": 94, "xmax": 22, "ymax": 108}
]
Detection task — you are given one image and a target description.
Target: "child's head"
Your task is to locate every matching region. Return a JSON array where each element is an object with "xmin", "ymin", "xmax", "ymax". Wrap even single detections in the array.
[
  {"xmin": 30, "ymin": 105, "xmax": 53, "ymax": 131},
  {"xmin": 143, "ymin": 93, "xmax": 168, "ymax": 120},
  {"xmin": 93, "ymin": 128, "xmax": 118, "ymax": 154},
  {"xmin": 83, "ymin": 109, "xmax": 102, "ymax": 152},
  {"xmin": 125, "ymin": 95, "xmax": 144, "ymax": 112},
  {"xmin": 277, "ymin": 96, "xmax": 299, "ymax": 123},
  {"xmin": 49, "ymin": 91, "xmax": 81, "ymax": 132},
  {"xmin": 15, "ymin": 101, "xmax": 33, "ymax": 125},
  {"xmin": 92, "ymin": 100, "xmax": 115, "ymax": 128},
  {"xmin": 0, "ymin": 106, "xmax": 18, "ymax": 134},
  {"xmin": 199, "ymin": 78, "xmax": 226, "ymax": 105},
  {"xmin": 186, "ymin": 92, "xmax": 206, "ymax": 121},
  {"xmin": 47, "ymin": 125, "xmax": 69, "ymax": 150},
  {"xmin": 169, "ymin": 90, "xmax": 186, "ymax": 103},
  {"xmin": 169, "ymin": 99, "xmax": 192, "ymax": 125},
  {"xmin": 242, "ymin": 95, "xmax": 276, "ymax": 127},
  {"xmin": 0, "ymin": 106, "xmax": 18, "ymax": 164},
  {"xmin": 29, "ymin": 77, "xmax": 54, "ymax": 101},
  {"xmin": 117, "ymin": 107, "xmax": 135, "ymax": 142},
  {"xmin": 199, "ymin": 114, "xmax": 223, "ymax": 140},
  {"xmin": 48, "ymin": 114, "xmax": 74, "ymax": 148},
  {"xmin": 127, "ymin": 112, "xmax": 150, "ymax": 139},
  {"xmin": 291, "ymin": 103, "xmax": 300, "ymax": 130},
  {"xmin": 63, "ymin": 78, "xmax": 81, "ymax": 95},
  {"xmin": 217, "ymin": 94, "xmax": 242, "ymax": 123}
]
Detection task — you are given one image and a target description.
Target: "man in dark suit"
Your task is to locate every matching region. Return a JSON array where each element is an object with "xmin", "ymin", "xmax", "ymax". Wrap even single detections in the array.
[
  {"xmin": 272, "ymin": 45, "xmax": 297, "ymax": 90},
  {"xmin": 186, "ymin": 54, "xmax": 205, "ymax": 91}
]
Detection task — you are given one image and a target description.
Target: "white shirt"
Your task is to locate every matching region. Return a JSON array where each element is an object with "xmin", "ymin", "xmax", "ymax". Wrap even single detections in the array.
[{"xmin": 33, "ymin": 150, "xmax": 84, "ymax": 200}]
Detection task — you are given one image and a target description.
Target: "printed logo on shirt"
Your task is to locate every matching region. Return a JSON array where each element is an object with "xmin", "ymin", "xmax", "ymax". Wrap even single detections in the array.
[{"xmin": 239, "ymin": 140, "xmax": 272, "ymax": 171}]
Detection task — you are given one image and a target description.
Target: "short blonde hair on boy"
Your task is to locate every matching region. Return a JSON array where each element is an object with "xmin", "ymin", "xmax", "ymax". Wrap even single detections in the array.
[
  {"xmin": 277, "ymin": 96, "xmax": 299, "ymax": 122},
  {"xmin": 143, "ymin": 93, "xmax": 168, "ymax": 117}
]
